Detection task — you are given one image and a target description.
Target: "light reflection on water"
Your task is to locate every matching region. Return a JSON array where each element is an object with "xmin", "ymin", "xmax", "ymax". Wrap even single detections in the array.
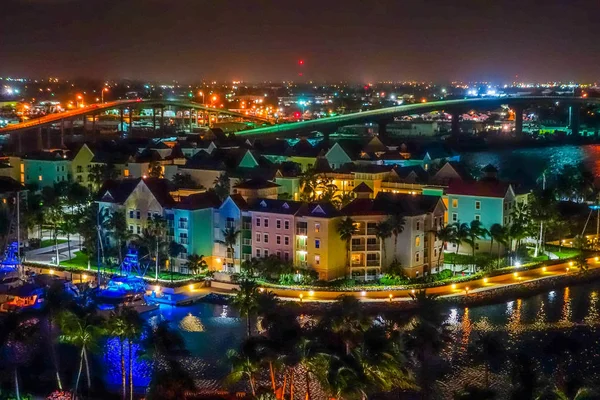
[{"xmin": 101, "ymin": 281, "xmax": 600, "ymax": 394}]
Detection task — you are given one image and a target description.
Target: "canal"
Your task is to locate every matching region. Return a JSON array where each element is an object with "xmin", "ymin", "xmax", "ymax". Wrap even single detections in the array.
[{"xmin": 101, "ymin": 280, "xmax": 600, "ymax": 396}]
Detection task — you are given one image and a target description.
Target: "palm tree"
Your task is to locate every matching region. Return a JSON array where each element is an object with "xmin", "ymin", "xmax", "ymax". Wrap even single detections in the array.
[
  {"xmin": 226, "ymin": 348, "xmax": 260, "ymax": 396},
  {"xmin": 108, "ymin": 209, "xmax": 131, "ymax": 264},
  {"xmin": 148, "ymin": 160, "xmax": 163, "ymax": 178},
  {"xmin": 59, "ymin": 214, "xmax": 78, "ymax": 262},
  {"xmin": 452, "ymin": 222, "xmax": 470, "ymax": 272},
  {"xmin": 489, "ymin": 223, "xmax": 508, "ymax": 268},
  {"xmin": 136, "ymin": 215, "xmax": 168, "ymax": 281},
  {"xmin": 299, "ymin": 169, "xmax": 319, "ymax": 202},
  {"xmin": 388, "ymin": 214, "xmax": 406, "ymax": 250},
  {"xmin": 328, "ymin": 295, "xmax": 372, "ymax": 355},
  {"xmin": 468, "ymin": 220, "xmax": 488, "ymax": 273},
  {"xmin": 59, "ymin": 310, "xmax": 105, "ymax": 397},
  {"xmin": 108, "ymin": 308, "xmax": 129, "ymax": 400},
  {"xmin": 472, "ymin": 331, "xmax": 505, "ymax": 389},
  {"xmin": 213, "ymin": 172, "xmax": 231, "ymax": 201},
  {"xmin": 186, "ymin": 253, "xmax": 208, "ymax": 275},
  {"xmin": 336, "ymin": 217, "xmax": 357, "ymax": 278},
  {"xmin": 219, "ymin": 227, "xmax": 241, "ymax": 272},
  {"xmin": 436, "ymin": 225, "xmax": 455, "ymax": 270},
  {"xmin": 374, "ymin": 220, "xmax": 392, "ymax": 264},
  {"xmin": 231, "ymin": 279, "xmax": 261, "ymax": 337},
  {"xmin": 45, "ymin": 204, "xmax": 64, "ymax": 266}
]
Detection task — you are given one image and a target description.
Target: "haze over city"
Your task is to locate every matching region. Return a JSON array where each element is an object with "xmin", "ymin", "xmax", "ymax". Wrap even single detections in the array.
[{"xmin": 2, "ymin": 0, "xmax": 600, "ymax": 82}]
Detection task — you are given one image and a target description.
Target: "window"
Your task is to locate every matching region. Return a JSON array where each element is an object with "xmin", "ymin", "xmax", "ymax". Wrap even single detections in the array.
[
  {"xmin": 76, "ymin": 166, "xmax": 83, "ymax": 173},
  {"xmin": 179, "ymin": 232, "xmax": 188, "ymax": 245},
  {"xmin": 256, "ymin": 249, "xmax": 261, "ymax": 257},
  {"xmin": 284, "ymin": 220, "xmax": 290, "ymax": 230},
  {"xmin": 263, "ymin": 234, "xmax": 269, "ymax": 243},
  {"xmin": 277, "ymin": 251, "xmax": 281, "ymax": 259},
  {"xmin": 315, "ymin": 239, "xmax": 320, "ymax": 249},
  {"xmin": 264, "ymin": 249, "xmax": 269, "ymax": 257},
  {"xmin": 38, "ymin": 175, "xmax": 42, "ymax": 181},
  {"xmin": 452, "ymin": 199, "xmax": 458, "ymax": 208},
  {"xmin": 284, "ymin": 236, "xmax": 290, "ymax": 245},
  {"xmin": 474, "ymin": 214, "xmax": 481, "ymax": 222},
  {"xmin": 256, "ymin": 218, "xmax": 261, "ymax": 227},
  {"xmin": 264, "ymin": 219, "xmax": 269, "ymax": 228},
  {"xmin": 255, "ymin": 232, "xmax": 261, "ymax": 242},
  {"xmin": 434, "ymin": 217, "xmax": 437, "ymax": 227},
  {"xmin": 475, "ymin": 201, "xmax": 481, "ymax": 210},
  {"xmin": 315, "ymin": 255, "xmax": 320, "ymax": 265},
  {"xmin": 415, "ymin": 253, "xmax": 420, "ymax": 263},
  {"xmin": 147, "ymin": 211, "xmax": 152, "ymax": 219},
  {"xmin": 452, "ymin": 213, "xmax": 457, "ymax": 222},
  {"xmin": 415, "ymin": 236, "xmax": 420, "ymax": 247},
  {"xmin": 136, "ymin": 211, "xmax": 141, "ymax": 219},
  {"xmin": 123, "ymin": 169, "xmax": 130, "ymax": 177},
  {"xmin": 284, "ymin": 252, "xmax": 290, "ymax": 261},
  {"xmin": 475, "ymin": 243, "xmax": 480, "ymax": 250},
  {"xmin": 179, "ymin": 218, "xmax": 188, "ymax": 229},
  {"xmin": 129, "ymin": 225, "xmax": 134, "ymax": 232},
  {"xmin": 276, "ymin": 235, "xmax": 281, "ymax": 245},
  {"xmin": 129, "ymin": 210, "xmax": 134, "ymax": 219},
  {"xmin": 315, "ymin": 223, "xmax": 320, "ymax": 233},
  {"xmin": 136, "ymin": 226, "xmax": 141, "ymax": 234},
  {"xmin": 434, "ymin": 248, "xmax": 437, "ymax": 257},
  {"xmin": 416, "ymin": 221, "xmax": 420, "ymax": 230},
  {"xmin": 276, "ymin": 219, "xmax": 281, "ymax": 229}
]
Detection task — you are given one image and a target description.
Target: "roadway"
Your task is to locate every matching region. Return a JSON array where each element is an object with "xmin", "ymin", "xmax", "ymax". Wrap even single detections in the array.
[
  {"xmin": 0, "ymin": 99, "xmax": 271, "ymax": 134},
  {"xmin": 236, "ymin": 95, "xmax": 595, "ymax": 138}
]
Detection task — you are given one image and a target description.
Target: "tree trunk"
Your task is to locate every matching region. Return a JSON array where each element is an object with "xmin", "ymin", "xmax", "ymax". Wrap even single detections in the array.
[
  {"xmin": 305, "ymin": 370, "xmax": 311, "ymax": 400},
  {"xmin": 437, "ymin": 242, "xmax": 444, "ymax": 270},
  {"xmin": 67, "ymin": 234, "xmax": 71, "ymax": 261},
  {"xmin": 281, "ymin": 371, "xmax": 287, "ymax": 400},
  {"xmin": 269, "ymin": 361, "xmax": 276, "ymax": 393},
  {"xmin": 129, "ymin": 339, "xmax": 134, "ymax": 400},
  {"xmin": 73, "ymin": 347, "xmax": 84, "ymax": 400},
  {"xmin": 83, "ymin": 346, "xmax": 91, "ymax": 390},
  {"xmin": 246, "ymin": 317, "xmax": 251, "ymax": 337},
  {"xmin": 121, "ymin": 339, "xmax": 126, "ymax": 400},
  {"xmin": 55, "ymin": 230, "xmax": 60, "ymax": 266},
  {"xmin": 290, "ymin": 372, "xmax": 294, "ymax": 400},
  {"xmin": 489, "ymin": 238, "xmax": 494, "ymax": 256},
  {"xmin": 14, "ymin": 368, "xmax": 20, "ymax": 400},
  {"xmin": 49, "ymin": 317, "xmax": 63, "ymax": 390}
]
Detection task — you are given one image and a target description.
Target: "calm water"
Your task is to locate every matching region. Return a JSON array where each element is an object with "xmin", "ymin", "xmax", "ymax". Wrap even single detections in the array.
[
  {"xmin": 461, "ymin": 143, "xmax": 600, "ymax": 180},
  {"xmin": 100, "ymin": 280, "xmax": 600, "ymax": 395}
]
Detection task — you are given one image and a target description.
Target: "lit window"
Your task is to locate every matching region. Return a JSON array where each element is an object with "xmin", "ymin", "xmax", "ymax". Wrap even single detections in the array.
[
  {"xmin": 315, "ymin": 223, "xmax": 320, "ymax": 233},
  {"xmin": 475, "ymin": 201, "xmax": 481, "ymax": 210},
  {"xmin": 315, "ymin": 255, "xmax": 320, "ymax": 265},
  {"xmin": 123, "ymin": 169, "xmax": 130, "ymax": 177},
  {"xmin": 415, "ymin": 236, "xmax": 420, "ymax": 247},
  {"xmin": 452, "ymin": 199, "xmax": 458, "ymax": 208},
  {"xmin": 38, "ymin": 175, "xmax": 42, "ymax": 181}
]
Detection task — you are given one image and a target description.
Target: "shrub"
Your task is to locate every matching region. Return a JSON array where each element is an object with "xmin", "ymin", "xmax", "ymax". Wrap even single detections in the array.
[
  {"xmin": 379, "ymin": 274, "xmax": 409, "ymax": 285},
  {"xmin": 435, "ymin": 269, "xmax": 454, "ymax": 281}
]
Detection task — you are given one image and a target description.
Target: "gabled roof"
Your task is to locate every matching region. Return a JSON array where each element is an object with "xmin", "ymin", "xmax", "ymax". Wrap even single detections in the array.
[
  {"xmin": 134, "ymin": 149, "xmax": 163, "ymax": 163},
  {"xmin": 447, "ymin": 179, "xmax": 512, "ymax": 198},
  {"xmin": 313, "ymin": 156, "xmax": 333, "ymax": 173},
  {"xmin": 352, "ymin": 182, "xmax": 373, "ymax": 193},
  {"xmin": 234, "ymin": 178, "xmax": 280, "ymax": 190},
  {"xmin": 142, "ymin": 178, "xmax": 177, "ymax": 207},
  {"xmin": 285, "ymin": 139, "xmax": 324, "ymax": 158},
  {"xmin": 96, "ymin": 179, "xmax": 142, "ymax": 204},
  {"xmin": 184, "ymin": 150, "xmax": 226, "ymax": 170},
  {"xmin": 247, "ymin": 198, "xmax": 303, "ymax": 215},
  {"xmin": 228, "ymin": 194, "xmax": 249, "ymax": 211},
  {"xmin": 297, "ymin": 202, "xmax": 341, "ymax": 218},
  {"xmin": 174, "ymin": 191, "xmax": 221, "ymax": 210},
  {"xmin": 23, "ymin": 150, "xmax": 70, "ymax": 161},
  {"xmin": 0, "ymin": 177, "xmax": 23, "ymax": 194},
  {"xmin": 342, "ymin": 192, "xmax": 444, "ymax": 217},
  {"xmin": 392, "ymin": 165, "xmax": 430, "ymax": 183}
]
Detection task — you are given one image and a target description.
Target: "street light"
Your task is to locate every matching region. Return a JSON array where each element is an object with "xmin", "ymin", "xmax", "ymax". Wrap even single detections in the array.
[
  {"xmin": 76, "ymin": 94, "xmax": 83, "ymax": 108},
  {"xmin": 101, "ymin": 87, "xmax": 109, "ymax": 104},
  {"xmin": 198, "ymin": 91, "xmax": 204, "ymax": 105}
]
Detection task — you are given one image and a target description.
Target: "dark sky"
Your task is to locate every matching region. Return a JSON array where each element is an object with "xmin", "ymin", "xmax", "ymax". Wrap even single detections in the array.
[{"xmin": 2, "ymin": 0, "xmax": 599, "ymax": 83}]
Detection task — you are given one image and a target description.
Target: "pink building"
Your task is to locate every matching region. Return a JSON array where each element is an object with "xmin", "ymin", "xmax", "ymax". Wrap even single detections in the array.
[{"xmin": 248, "ymin": 199, "xmax": 303, "ymax": 263}]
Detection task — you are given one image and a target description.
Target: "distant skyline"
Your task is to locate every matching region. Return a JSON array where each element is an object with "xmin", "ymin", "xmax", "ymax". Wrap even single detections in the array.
[{"xmin": 2, "ymin": 0, "xmax": 599, "ymax": 83}]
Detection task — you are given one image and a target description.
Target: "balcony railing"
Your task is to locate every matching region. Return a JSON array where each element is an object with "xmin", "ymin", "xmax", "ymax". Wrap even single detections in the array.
[
  {"xmin": 296, "ymin": 228, "xmax": 307, "ymax": 236},
  {"xmin": 352, "ymin": 244, "xmax": 365, "ymax": 251},
  {"xmin": 178, "ymin": 223, "xmax": 188, "ymax": 229},
  {"xmin": 367, "ymin": 244, "xmax": 380, "ymax": 251},
  {"xmin": 179, "ymin": 238, "xmax": 189, "ymax": 245},
  {"xmin": 366, "ymin": 228, "xmax": 377, "ymax": 235},
  {"xmin": 242, "ymin": 223, "xmax": 252, "ymax": 230},
  {"xmin": 242, "ymin": 238, "xmax": 252, "ymax": 246},
  {"xmin": 366, "ymin": 259, "xmax": 381, "ymax": 267},
  {"xmin": 296, "ymin": 242, "xmax": 307, "ymax": 250}
]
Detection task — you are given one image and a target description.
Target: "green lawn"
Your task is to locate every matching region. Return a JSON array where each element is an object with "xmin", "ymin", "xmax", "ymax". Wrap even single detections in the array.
[
  {"xmin": 443, "ymin": 252, "xmax": 473, "ymax": 265},
  {"xmin": 58, "ymin": 251, "xmax": 193, "ymax": 281},
  {"xmin": 40, "ymin": 239, "xmax": 68, "ymax": 248}
]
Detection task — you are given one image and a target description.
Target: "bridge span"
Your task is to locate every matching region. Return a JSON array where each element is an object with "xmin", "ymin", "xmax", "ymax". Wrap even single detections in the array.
[{"xmin": 236, "ymin": 96, "xmax": 595, "ymax": 138}]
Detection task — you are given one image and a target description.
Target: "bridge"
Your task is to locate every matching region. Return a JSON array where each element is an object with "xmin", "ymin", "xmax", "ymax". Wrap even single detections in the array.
[
  {"xmin": 236, "ymin": 96, "xmax": 597, "ymax": 138},
  {"xmin": 0, "ymin": 99, "xmax": 271, "ymax": 135}
]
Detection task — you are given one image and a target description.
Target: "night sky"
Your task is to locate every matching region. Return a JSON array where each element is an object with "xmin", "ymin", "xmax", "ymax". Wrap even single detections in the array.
[{"xmin": 2, "ymin": 0, "xmax": 599, "ymax": 82}]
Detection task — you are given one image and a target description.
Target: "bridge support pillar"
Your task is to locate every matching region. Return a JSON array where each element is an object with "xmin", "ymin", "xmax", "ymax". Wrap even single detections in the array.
[
  {"xmin": 160, "ymin": 107, "xmax": 164, "ymax": 130},
  {"xmin": 46, "ymin": 125, "xmax": 52, "ymax": 149},
  {"xmin": 190, "ymin": 108, "xmax": 194, "ymax": 132},
  {"xmin": 129, "ymin": 107, "xmax": 134, "ymax": 133},
  {"xmin": 451, "ymin": 110, "xmax": 461, "ymax": 135},
  {"xmin": 82, "ymin": 114, "xmax": 87, "ymax": 133},
  {"xmin": 119, "ymin": 108, "xmax": 124, "ymax": 132},
  {"xmin": 152, "ymin": 108, "xmax": 156, "ymax": 131},
  {"xmin": 569, "ymin": 104, "xmax": 581, "ymax": 136},
  {"xmin": 60, "ymin": 119, "xmax": 65, "ymax": 148},
  {"xmin": 377, "ymin": 118, "xmax": 393, "ymax": 137},
  {"xmin": 36, "ymin": 127, "xmax": 43, "ymax": 150},
  {"xmin": 514, "ymin": 105, "xmax": 524, "ymax": 136},
  {"xmin": 91, "ymin": 114, "xmax": 96, "ymax": 139}
]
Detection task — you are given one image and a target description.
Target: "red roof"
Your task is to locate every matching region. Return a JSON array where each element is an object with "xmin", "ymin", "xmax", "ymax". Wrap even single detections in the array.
[{"xmin": 447, "ymin": 179, "xmax": 511, "ymax": 198}]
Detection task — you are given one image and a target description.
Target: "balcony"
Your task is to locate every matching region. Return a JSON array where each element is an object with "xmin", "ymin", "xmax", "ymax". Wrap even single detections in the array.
[
  {"xmin": 179, "ymin": 238, "xmax": 189, "ymax": 245},
  {"xmin": 366, "ymin": 259, "xmax": 381, "ymax": 267},
  {"xmin": 242, "ymin": 222, "xmax": 252, "ymax": 230},
  {"xmin": 296, "ymin": 241, "xmax": 307, "ymax": 250},
  {"xmin": 242, "ymin": 238, "xmax": 252, "ymax": 246},
  {"xmin": 178, "ymin": 223, "xmax": 188, "ymax": 229},
  {"xmin": 367, "ymin": 244, "xmax": 380, "ymax": 251},
  {"xmin": 296, "ymin": 228, "xmax": 307, "ymax": 236},
  {"xmin": 352, "ymin": 244, "xmax": 366, "ymax": 251},
  {"xmin": 366, "ymin": 228, "xmax": 377, "ymax": 236},
  {"xmin": 226, "ymin": 222, "xmax": 236, "ymax": 229}
]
